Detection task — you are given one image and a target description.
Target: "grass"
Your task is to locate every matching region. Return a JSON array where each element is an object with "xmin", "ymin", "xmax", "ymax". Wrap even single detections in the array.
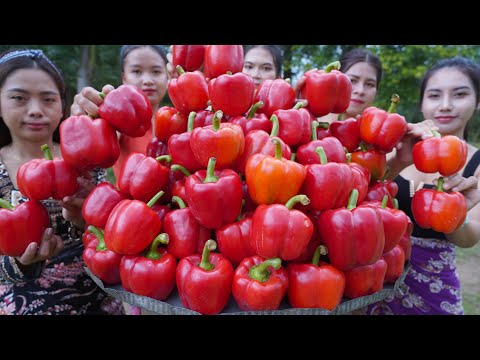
[{"xmin": 456, "ymin": 244, "xmax": 480, "ymax": 315}]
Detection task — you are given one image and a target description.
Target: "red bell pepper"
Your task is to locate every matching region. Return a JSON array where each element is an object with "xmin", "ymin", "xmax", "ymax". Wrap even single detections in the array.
[
  {"xmin": 168, "ymin": 112, "xmax": 203, "ymax": 173},
  {"xmin": 250, "ymin": 195, "xmax": 314, "ymax": 261},
  {"xmin": 169, "ymin": 165, "xmax": 190, "ymax": 206},
  {"xmin": 17, "ymin": 144, "xmax": 79, "ymax": 201},
  {"xmin": 318, "ymin": 189, "xmax": 385, "ymax": 271},
  {"xmin": 203, "ymin": 45, "xmax": 244, "ymax": 80},
  {"xmin": 215, "ymin": 209, "xmax": 256, "ymax": 267},
  {"xmin": 146, "ymin": 136, "xmax": 169, "ymax": 158},
  {"xmin": 176, "ymin": 240, "xmax": 234, "ymax": 315},
  {"xmin": 208, "ymin": 71, "xmax": 255, "ymax": 117},
  {"xmin": 234, "ymin": 115, "xmax": 292, "ymax": 175},
  {"xmin": 411, "ymin": 177, "xmax": 467, "ymax": 233},
  {"xmin": 154, "ymin": 106, "xmax": 188, "ymax": 142},
  {"xmin": 82, "ymin": 226, "xmax": 122, "ymax": 285},
  {"xmin": 296, "ymin": 123, "xmax": 347, "ymax": 165},
  {"xmin": 60, "ymin": 115, "xmax": 120, "ymax": 172},
  {"xmin": 329, "ymin": 117, "xmax": 361, "ymax": 153},
  {"xmin": 104, "ymin": 191, "xmax": 164, "ymax": 255},
  {"xmin": 163, "ymin": 196, "xmax": 211, "ymax": 260},
  {"xmin": 364, "ymin": 175, "xmax": 399, "ymax": 208},
  {"xmin": 412, "ymin": 131, "xmax": 468, "ymax": 176},
  {"xmin": 350, "ymin": 145, "xmax": 387, "ymax": 182},
  {"xmin": 193, "ymin": 107, "xmax": 215, "ymax": 128},
  {"xmin": 82, "ymin": 182, "xmax": 128, "ymax": 229},
  {"xmin": 290, "ymin": 211, "xmax": 323, "ymax": 263},
  {"xmin": 301, "ymin": 146, "xmax": 355, "ymax": 211},
  {"xmin": 232, "ymin": 256, "xmax": 288, "ymax": 311},
  {"xmin": 185, "ymin": 157, "xmax": 243, "ymax": 229},
  {"xmin": 172, "ymin": 45, "xmax": 206, "ymax": 72},
  {"xmin": 286, "ymin": 245, "xmax": 346, "ymax": 310},
  {"xmin": 189, "ymin": 111, "xmax": 245, "ymax": 169},
  {"xmin": 358, "ymin": 94, "xmax": 408, "ymax": 153},
  {"xmin": 272, "ymin": 102, "xmax": 313, "ymax": 147},
  {"xmin": 117, "ymin": 153, "xmax": 170, "ymax": 203},
  {"xmin": 316, "ymin": 122, "xmax": 331, "ymax": 140},
  {"xmin": 364, "ymin": 195, "xmax": 408, "ymax": 254},
  {"xmin": 245, "ymin": 138, "xmax": 306, "ymax": 205},
  {"xmin": 382, "ymin": 245, "xmax": 405, "ymax": 284},
  {"xmin": 300, "ymin": 61, "xmax": 352, "ymax": 117},
  {"xmin": 347, "ymin": 160, "xmax": 370, "ymax": 204},
  {"xmin": 0, "ymin": 198, "xmax": 49, "ymax": 257},
  {"xmin": 399, "ymin": 216, "xmax": 413, "ymax": 263},
  {"xmin": 343, "ymin": 257, "xmax": 387, "ymax": 299},
  {"xmin": 253, "ymin": 78, "xmax": 296, "ymax": 118},
  {"xmin": 168, "ymin": 66, "xmax": 209, "ymax": 116},
  {"xmin": 120, "ymin": 233, "xmax": 177, "ymax": 300},
  {"xmin": 229, "ymin": 101, "xmax": 272, "ymax": 135},
  {"xmin": 98, "ymin": 84, "xmax": 152, "ymax": 138}
]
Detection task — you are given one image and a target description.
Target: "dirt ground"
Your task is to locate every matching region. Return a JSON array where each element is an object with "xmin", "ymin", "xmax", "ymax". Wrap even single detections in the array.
[{"xmin": 456, "ymin": 246, "xmax": 480, "ymax": 315}]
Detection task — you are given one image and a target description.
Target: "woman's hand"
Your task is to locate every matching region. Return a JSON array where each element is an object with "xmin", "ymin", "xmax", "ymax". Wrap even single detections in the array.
[
  {"xmin": 292, "ymin": 74, "xmax": 308, "ymax": 107},
  {"xmin": 440, "ymin": 174, "xmax": 480, "ymax": 211},
  {"xmin": 15, "ymin": 228, "xmax": 64, "ymax": 266},
  {"xmin": 70, "ymin": 84, "xmax": 115, "ymax": 117},
  {"xmin": 60, "ymin": 176, "xmax": 96, "ymax": 230}
]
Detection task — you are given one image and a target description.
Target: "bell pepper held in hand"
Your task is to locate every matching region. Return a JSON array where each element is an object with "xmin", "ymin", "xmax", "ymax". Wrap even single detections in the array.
[
  {"xmin": 245, "ymin": 138, "xmax": 306, "ymax": 205},
  {"xmin": 176, "ymin": 240, "xmax": 234, "ymax": 315},
  {"xmin": 412, "ymin": 177, "xmax": 467, "ymax": 233},
  {"xmin": 172, "ymin": 45, "xmax": 206, "ymax": 72},
  {"xmin": 203, "ymin": 45, "xmax": 244, "ymax": 80},
  {"xmin": 232, "ymin": 256, "xmax": 288, "ymax": 311},
  {"xmin": 250, "ymin": 195, "xmax": 314, "ymax": 261},
  {"xmin": 412, "ymin": 131, "xmax": 468, "ymax": 176},
  {"xmin": 17, "ymin": 144, "xmax": 79, "ymax": 201},
  {"xmin": 287, "ymin": 245, "xmax": 346, "ymax": 311},
  {"xmin": 185, "ymin": 157, "xmax": 243, "ymax": 229},
  {"xmin": 119, "ymin": 233, "xmax": 177, "ymax": 301},
  {"xmin": 98, "ymin": 84, "xmax": 153, "ymax": 138},
  {"xmin": 60, "ymin": 115, "xmax": 120, "ymax": 172},
  {"xmin": 0, "ymin": 198, "xmax": 50, "ymax": 257}
]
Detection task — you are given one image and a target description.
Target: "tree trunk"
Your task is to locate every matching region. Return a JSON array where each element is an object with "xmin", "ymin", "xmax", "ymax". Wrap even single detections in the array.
[{"xmin": 77, "ymin": 45, "xmax": 96, "ymax": 92}]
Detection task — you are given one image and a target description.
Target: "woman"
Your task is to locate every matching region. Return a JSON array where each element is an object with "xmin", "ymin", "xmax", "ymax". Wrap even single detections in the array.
[
  {"xmin": 242, "ymin": 45, "xmax": 283, "ymax": 89},
  {"xmin": 366, "ymin": 56, "xmax": 480, "ymax": 315},
  {"xmin": 0, "ymin": 48, "xmax": 122, "ymax": 314},
  {"xmin": 71, "ymin": 45, "xmax": 169, "ymax": 183}
]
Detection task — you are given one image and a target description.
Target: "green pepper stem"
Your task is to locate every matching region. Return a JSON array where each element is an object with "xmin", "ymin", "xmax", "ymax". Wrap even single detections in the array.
[
  {"xmin": 316, "ymin": 146, "xmax": 328, "ymax": 165},
  {"xmin": 346, "ymin": 152, "xmax": 352, "ymax": 163},
  {"xmin": 212, "ymin": 111, "xmax": 223, "ymax": 131},
  {"xmin": 187, "ymin": 111, "xmax": 197, "ymax": 133},
  {"xmin": 88, "ymin": 225, "xmax": 107, "ymax": 252},
  {"xmin": 145, "ymin": 233, "xmax": 169, "ymax": 260},
  {"xmin": 176, "ymin": 65, "xmax": 186, "ymax": 76},
  {"xmin": 41, "ymin": 144, "xmax": 53, "ymax": 160},
  {"xmin": 0, "ymin": 198, "xmax": 14, "ymax": 210},
  {"xmin": 203, "ymin": 157, "xmax": 218, "ymax": 183},
  {"xmin": 285, "ymin": 195, "xmax": 310, "ymax": 209},
  {"xmin": 432, "ymin": 130, "xmax": 441, "ymax": 138},
  {"xmin": 311, "ymin": 245, "xmax": 328, "ymax": 266},
  {"xmin": 99, "ymin": 92, "xmax": 105, "ymax": 100},
  {"xmin": 272, "ymin": 138, "xmax": 282, "ymax": 160},
  {"xmin": 393, "ymin": 198, "xmax": 399, "ymax": 210},
  {"xmin": 294, "ymin": 102, "xmax": 303, "ymax": 110},
  {"xmin": 147, "ymin": 190, "xmax": 165, "ymax": 208},
  {"xmin": 347, "ymin": 189, "xmax": 359, "ymax": 211},
  {"xmin": 387, "ymin": 94, "xmax": 400, "ymax": 113},
  {"xmin": 171, "ymin": 164, "xmax": 192, "ymax": 177},
  {"xmin": 437, "ymin": 177, "xmax": 445, "ymax": 192},
  {"xmin": 246, "ymin": 101, "xmax": 264, "ymax": 119},
  {"xmin": 156, "ymin": 155, "xmax": 172, "ymax": 164},
  {"xmin": 198, "ymin": 239, "xmax": 216, "ymax": 271},
  {"xmin": 381, "ymin": 195, "xmax": 389, "ymax": 209},
  {"xmin": 290, "ymin": 153, "xmax": 296, "ymax": 162},
  {"xmin": 249, "ymin": 258, "xmax": 282, "ymax": 283},
  {"xmin": 269, "ymin": 115, "xmax": 280, "ymax": 137},
  {"xmin": 311, "ymin": 121, "xmax": 319, "ymax": 141},
  {"xmin": 325, "ymin": 61, "xmax": 341, "ymax": 73},
  {"xmin": 172, "ymin": 196, "xmax": 187, "ymax": 209}
]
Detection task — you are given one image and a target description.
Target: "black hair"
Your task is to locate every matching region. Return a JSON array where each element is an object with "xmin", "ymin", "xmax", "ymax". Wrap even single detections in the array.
[
  {"xmin": 419, "ymin": 56, "xmax": 480, "ymax": 141},
  {"xmin": 120, "ymin": 45, "xmax": 168, "ymax": 71},
  {"xmin": 244, "ymin": 45, "xmax": 283, "ymax": 78},
  {"xmin": 0, "ymin": 48, "xmax": 66, "ymax": 147},
  {"xmin": 340, "ymin": 48, "xmax": 383, "ymax": 88}
]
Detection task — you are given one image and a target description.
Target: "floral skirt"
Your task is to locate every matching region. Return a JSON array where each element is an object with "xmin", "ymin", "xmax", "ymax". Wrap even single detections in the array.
[{"xmin": 362, "ymin": 236, "xmax": 463, "ymax": 315}]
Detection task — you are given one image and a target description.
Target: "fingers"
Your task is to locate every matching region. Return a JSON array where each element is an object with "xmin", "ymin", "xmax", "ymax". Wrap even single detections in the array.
[
  {"xmin": 101, "ymin": 84, "xmax": 114, "ymax": 94},
  {"xmin": 407, "ymin": 119, "xmax": 439, "ymax": 140},
  {"xmin": 71, "ymin": 86, "xmax": 105, "ymax": 118},
  {"xmin": 293, "ymin": 75, "xmax": 306, "ymax": 96},
  {"xmin": 16, "ymin": 228, "xmax": 60, "ymax": 266},
  {"xmin": 443, "ymin": 175, "xmax": 479, "ymax": 192},
  {"xmin": 74, "ymin": 177, "xmax": 95, "ymax": 198}
]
